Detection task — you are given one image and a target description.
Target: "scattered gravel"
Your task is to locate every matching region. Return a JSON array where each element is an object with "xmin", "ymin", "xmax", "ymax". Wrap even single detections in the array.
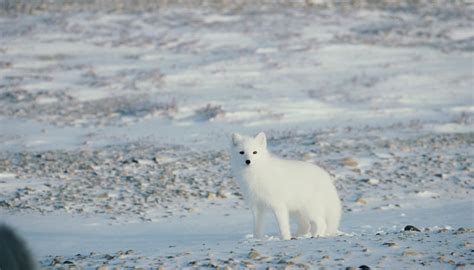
[
  {"xmin": 0, "ymin": 130, "xmax": 472, "ymax": 223},
  {"xmin": 37, "ymin": 226, "xmax": 473, "ymax": 269}
]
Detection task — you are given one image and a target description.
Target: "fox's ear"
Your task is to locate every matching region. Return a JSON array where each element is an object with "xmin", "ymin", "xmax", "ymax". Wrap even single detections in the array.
[
  {"xmin": 255, "ymin": 132, "xmax": 267, "ymax": 147},
  {"xmin": 232, "ymin": 133, "xmax": 243, "ymax": 146}
]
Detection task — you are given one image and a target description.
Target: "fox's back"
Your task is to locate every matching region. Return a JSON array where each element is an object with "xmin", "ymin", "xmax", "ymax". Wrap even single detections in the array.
[{"xmin": 239, "ymin": 156, "xmax": 334, "ymax": 207}]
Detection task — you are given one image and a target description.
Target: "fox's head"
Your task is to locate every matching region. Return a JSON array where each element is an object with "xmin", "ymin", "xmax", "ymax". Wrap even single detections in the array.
[{"xmin": 230, "ymin": 132, "xmax": 268, "ymax": 168}]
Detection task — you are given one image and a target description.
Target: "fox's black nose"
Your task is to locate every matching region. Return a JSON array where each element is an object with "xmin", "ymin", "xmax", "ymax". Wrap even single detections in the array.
[{"xmin": 245, "ymin": 160, "xmax": 251, "ymax": 165}]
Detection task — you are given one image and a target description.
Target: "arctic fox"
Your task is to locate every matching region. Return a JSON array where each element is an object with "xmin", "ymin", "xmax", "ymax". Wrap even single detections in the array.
[{"xmin": 230, "ymin": 132, "xmax": 341, "ymax": 240}]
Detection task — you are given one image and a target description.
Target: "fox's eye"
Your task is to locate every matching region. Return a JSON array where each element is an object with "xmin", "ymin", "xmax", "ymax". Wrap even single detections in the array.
[
  {"xmin": 253, "ymin": 151, "xmax": 257, "ymax": 154},
  {"xmin": 239, "ymin": 151, "xmax": 245, "ymax": 155}
]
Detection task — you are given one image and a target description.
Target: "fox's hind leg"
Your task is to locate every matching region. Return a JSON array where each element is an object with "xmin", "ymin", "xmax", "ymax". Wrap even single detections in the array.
[
  {"xmin": 310, "ymin": 215, "xmax": 327, "ymax": 237},
  {"xmin": 325, "ymin": 198, "xmax": 342, "ymax": 236},
  {"xmin": 295, "ymin": 212, "xmax": 311, "ymax": 237}
]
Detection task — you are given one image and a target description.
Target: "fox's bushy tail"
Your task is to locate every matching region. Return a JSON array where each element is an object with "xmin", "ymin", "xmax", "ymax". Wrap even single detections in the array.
[{"xmin": 0, "ymin": 224, "xmax": 36, "ymax": 270}]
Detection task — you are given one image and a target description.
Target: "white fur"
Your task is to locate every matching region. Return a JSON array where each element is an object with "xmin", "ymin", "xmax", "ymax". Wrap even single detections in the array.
[{"xmin": 230, "ymin": 132, "xmax": 341, "ymax": 240}]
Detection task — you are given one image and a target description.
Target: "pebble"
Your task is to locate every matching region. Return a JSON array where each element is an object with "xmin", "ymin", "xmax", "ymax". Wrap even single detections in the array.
[
  {"xmin": 402, "ymin": 250, "xmax": 421, "ymax": 256},
  {"xmin": 247, "ymin": 249, "xmax": 261, "ymax": 259},
  {"xmin": 366, "ymin": 178, "xmax": 380, "ymax": 185},
  {"xmin": 404, "ymin": 225, "xmax": 421, "ymax": 232},
  {"xmin": 216, "ymin": 188, "xmax": 228, "ymax": 198},
  {"xmin": 356, "ymin": 197, "xmax": 367, "ymax": 205},
  {"xmin": 207, "ymin": 192, "xmax": 216, "ymax": 199},
  {"xmin": 50, "ymin": 256, "xmax": 62, "ymax": 266},
  {"xmin": 382, "ymin": 242, "xmax": 397, "ymax": 247},
  {"xmin": 342, "ymin": 157, "xmax": 358, "ymax": 167},
  {"xmin": 242, "ymin": 261, "xmax": 256, "ymax": 268}
]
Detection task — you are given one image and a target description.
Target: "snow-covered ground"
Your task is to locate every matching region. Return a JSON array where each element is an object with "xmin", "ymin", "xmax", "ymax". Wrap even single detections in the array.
[
  {"xmin": 2, "ymin": 200, "xmax": 472, "ymax": 269},
  {"xmin": 0, "ymin": 1, "xmax": 473, "ymax": 269}
]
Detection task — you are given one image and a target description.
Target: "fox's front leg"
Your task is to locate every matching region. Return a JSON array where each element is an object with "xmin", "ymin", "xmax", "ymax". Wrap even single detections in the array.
[
  {"xmin": 273, "ymin": 207, "xmax": 291, "ymax": 240},
  {"xmin": 252, "ymin": 206, "xmax": 264, "ymax": 239}
]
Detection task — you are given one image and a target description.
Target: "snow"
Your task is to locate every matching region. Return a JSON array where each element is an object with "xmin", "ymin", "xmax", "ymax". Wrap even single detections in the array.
[
  {"xmin": 0, "ymin": 1, "xmax": 473, "ymax": 269},
  {"xmin": 2, "ymin": 199, "xmax": 472, "ymax": 269}
]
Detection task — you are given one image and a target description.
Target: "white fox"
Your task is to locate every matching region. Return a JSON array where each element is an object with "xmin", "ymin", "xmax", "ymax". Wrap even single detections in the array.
[{"xmin": 230, "ymin": 132, "xmax": 341, "ymax": 240}]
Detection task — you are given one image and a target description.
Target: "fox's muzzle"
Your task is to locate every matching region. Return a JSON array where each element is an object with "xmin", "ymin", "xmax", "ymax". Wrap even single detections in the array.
[{"xmin": 245, "ymin": 160, "xmax": 251, "ymax": 165}]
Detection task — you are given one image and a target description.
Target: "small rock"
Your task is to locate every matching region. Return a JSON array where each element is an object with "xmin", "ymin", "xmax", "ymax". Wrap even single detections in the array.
[
  {"xmin": 97, "ymin": 193, "xmax": 109, "ymax": 199},
  {"xmin": 366, "ymin": 178, "xmax": 380, "ymax": 185},
  {"xmin": 243, "ymin": 261, "xmax": 256, "ymax": 268},
  {"xmin": 0, "ymin": 200, "xmax": 10, "ymax": 207},
  {"xmin": 402, "ymin": 250, "xmax": 421, "ymax": 256},
  {"xmin": 404, "ymin": 225, "xmax": 421, "ymax": 232},
  {"xmin": 96, "ymin": 266, "xmax": 108, "ymax": 270},
  {"xmin": 258, "ymin": 256, "xmax": 272, "ymax": 262},
  {"xmin": 382, "ymin": 242, "xmax": 397, "ymax": 247},
  {"xmin": 207, "ymin": 192, "xmax": 216, "ymax": 199},
  {"xmin": 342, "ymin": 157, "xmax": 358, "ymax": 167},
  {"xmin": 359, "ymin": 265, "xmax": 371, "ymax": 270},
  {"xmin": 356, "ymin": 197, "xmax": 367, "ymax": 205},
  {"xmin": 295, "ymin": 262, "xmax": 310, "ymax": 269},
  {"xmin": 50, "ymin": 256, "xmax": 62, "ymax": 266},
  {"xmin": 247, "ymin": 249, "xmax": 260, "ymax": 259},
  {"xmin": 104, "ymin": 254, "xmax": 114, "ymax": 260},
  {"xmin": 216, "ymin": 188, "xmax": 228, "ymax": 198},
  {"xmin": 345, "ymin": 267, "xmax": 357, "ymax": 270},
  {"xmin": 303, "ymin": 153, "xmax": 312, "ymax": 160}
]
